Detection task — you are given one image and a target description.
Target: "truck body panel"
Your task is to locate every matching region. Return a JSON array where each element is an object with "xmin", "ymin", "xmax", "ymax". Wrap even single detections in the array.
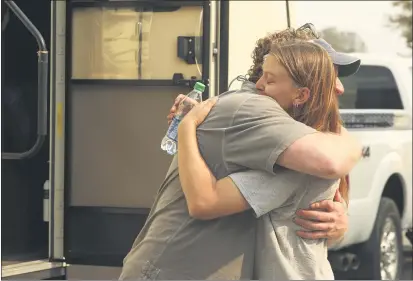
[{"xmin": 333, "ymin": 54, "xmax": 412, "ymax": 249}]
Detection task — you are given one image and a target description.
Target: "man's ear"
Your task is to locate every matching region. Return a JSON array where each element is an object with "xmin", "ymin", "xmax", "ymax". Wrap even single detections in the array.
[{"xmin": 294, "ymin": 87, "xmax": 310, "ymax": 106}]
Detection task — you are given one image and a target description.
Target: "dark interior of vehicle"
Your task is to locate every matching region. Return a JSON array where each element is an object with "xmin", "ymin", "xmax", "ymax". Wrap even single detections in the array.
[{"xmin": 2, "ymin": 0, "xmax": 50, "ymax": 264}]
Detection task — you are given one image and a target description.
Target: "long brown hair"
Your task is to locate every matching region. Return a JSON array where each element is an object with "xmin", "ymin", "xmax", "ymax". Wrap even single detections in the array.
[
  {"xmin": 248, "ymin": 28, "xmax": 318, "ymax": 83},
  {"xmin": 269, "ymin": 41, "xmax": 349, "ymax": 203}
]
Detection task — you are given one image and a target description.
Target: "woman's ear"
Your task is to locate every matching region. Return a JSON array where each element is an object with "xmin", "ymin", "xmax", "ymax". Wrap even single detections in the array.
[{"xmin": 294, "ymin": 87, "xmax": 310, "ymax": 106}]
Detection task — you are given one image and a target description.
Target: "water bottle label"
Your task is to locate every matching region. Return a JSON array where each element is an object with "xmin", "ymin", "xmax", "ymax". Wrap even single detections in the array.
[{"xmin": 167, "ymin": 116, "xmax": 181, "ymax": 141}]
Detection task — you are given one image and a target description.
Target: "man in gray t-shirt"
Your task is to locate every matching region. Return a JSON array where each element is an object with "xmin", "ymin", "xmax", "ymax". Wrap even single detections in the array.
[{"xmin": 119, "ymin": 80, "xmax": 358, "ymax": 279}]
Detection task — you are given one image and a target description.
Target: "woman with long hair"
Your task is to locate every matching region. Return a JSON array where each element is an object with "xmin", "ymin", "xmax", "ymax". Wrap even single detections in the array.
[{"xmin": 177, "ymin": 40, "xmax": 350, "ymax": 279}]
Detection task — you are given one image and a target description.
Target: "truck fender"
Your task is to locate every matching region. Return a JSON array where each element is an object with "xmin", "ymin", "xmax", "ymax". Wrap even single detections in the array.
[{"xmin": 364, "ymin": 152, "xmax": 405, "ymax": 239}]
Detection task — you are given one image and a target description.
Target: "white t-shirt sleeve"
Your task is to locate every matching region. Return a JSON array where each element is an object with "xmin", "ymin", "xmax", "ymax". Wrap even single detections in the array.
[{"xmin": 228, "ymin": 169, "xmax": 307, "ymax": 217}]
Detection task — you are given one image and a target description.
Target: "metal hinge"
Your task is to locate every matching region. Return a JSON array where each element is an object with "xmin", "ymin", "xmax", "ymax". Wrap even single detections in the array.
[
  {"xmin": 212, "ymin": 42, "xmax": 218, "ymax": 56},
  {"xmin": 43, "ymin": 180, "xmax": 50, "ymax": 222}
]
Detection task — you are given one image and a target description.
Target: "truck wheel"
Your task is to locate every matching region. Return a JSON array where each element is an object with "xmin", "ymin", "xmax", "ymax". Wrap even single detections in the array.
[{"xmin": 353, "ymin": 197, "xmax": 403, "ymax": 280}]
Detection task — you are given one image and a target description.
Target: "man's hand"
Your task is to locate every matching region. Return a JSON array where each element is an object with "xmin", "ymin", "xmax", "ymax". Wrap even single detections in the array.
[
  {"xmin": 294, "ymin": 189, "xmax": 348, "ymax": 244},
  {"xmin": 167, "ymin": 94, "xmax": 199, "ymax": 125}
]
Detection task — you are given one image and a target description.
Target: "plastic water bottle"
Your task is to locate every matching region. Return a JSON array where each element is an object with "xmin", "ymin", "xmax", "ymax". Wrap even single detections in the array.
[{"xmin": 161, "ymin": 82, "xmax": 206, "ymax": 155}]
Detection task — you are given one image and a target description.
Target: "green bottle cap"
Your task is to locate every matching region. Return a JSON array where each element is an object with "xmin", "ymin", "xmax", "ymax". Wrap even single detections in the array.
[{"xmin": 194, "ymin": 82, "xmax": 206, "ymax": 92}]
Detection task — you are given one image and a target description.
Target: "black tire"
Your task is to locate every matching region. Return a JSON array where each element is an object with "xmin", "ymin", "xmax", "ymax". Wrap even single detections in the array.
[{"xmin": 351, "ymin": 197, "xmax": 403, "ymax": 280}]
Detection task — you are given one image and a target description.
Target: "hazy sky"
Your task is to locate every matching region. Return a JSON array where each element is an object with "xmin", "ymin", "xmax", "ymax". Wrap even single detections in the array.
[{"xmin": 293, "ymin": 1, "xmax": 411, "ymax": 55}]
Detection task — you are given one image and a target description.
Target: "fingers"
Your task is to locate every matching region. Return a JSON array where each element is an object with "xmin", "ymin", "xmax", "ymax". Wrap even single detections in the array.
[
  {"xmin": 294, "ymin": 217, "xmax": 333, "ymax": 231},
  {"xmin": 309, "ymin": 200, "xmax": 335, "ymax": 212},
  {"xmin": 296, "ymin": 230, "xmax": 330, "ymax": 240},
  {"xmin": 334, "ymin": 189, "xmax": 343, "ymax": 203},
  {"xmin": 295, "ymin": 209, "xmax": 335, "ymax": 223},
  {"xmin": 168, "ymin": 94, "xmax": 186, "ymax": 124},
  {"xmin": 168, "ymin": 104, "xmax": 176, "ymax": 117},
  {"xmin": 174, "ymin": 94, "xmax": 186, "ymax": 106},
  {"xmin": 182, "ymin": 97, "xmax": 218, "ymax": 126},
  {"xmin": 175, "ymin": 94, "xmax": 199, "ymax": 108},
  {"xmin": 172, "ymin": 94, "xmax": 186, "ymax": 113},
  {"xmin": 192, "ymin": 97, "xmax": 218, "ymax": 113},
  {"xmin": 193, "ymin": 97, "xmax": 217, "ymax": 118},
  {"xmin": 167, "ymin": 113, "xmax": 174, "ymax": 125},
  {"xmin": 168, "ymin": 94, "xmax": 201, "ymax": 124},
  {"xmin": 202, "ymin": 96, "xmax": 218, "ymax": 108}
]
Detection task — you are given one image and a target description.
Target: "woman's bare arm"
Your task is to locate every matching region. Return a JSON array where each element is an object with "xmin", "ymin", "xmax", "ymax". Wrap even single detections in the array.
[{"xmin": 177, "ymin": 120, "xmax": 250, "ymax": 220}]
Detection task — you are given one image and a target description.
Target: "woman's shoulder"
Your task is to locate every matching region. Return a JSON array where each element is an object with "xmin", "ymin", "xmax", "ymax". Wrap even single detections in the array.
[
  {"xmin": 231, "ymin": 167, "xmax": 309, "ymax": 190},
  {"xmin": 307, "ymin": 175, "xmax": 340, "ymax": 188},
  {"xmin": 302, "ymin": 176, "xmax": 339, "ymax": 202}
]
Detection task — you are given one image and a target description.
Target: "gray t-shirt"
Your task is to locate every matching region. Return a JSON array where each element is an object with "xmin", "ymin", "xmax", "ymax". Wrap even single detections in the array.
[
  {"xmin": 229, "ymin": 168, "xmax": 339, "ymax": 280},
  {"xmin": 119, "ymin": 82, "xmax": 316, "ymax": 280}
]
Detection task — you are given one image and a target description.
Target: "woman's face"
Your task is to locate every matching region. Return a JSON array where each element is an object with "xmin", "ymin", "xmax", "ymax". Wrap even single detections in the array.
[{"xmin": 255, "ymin": 55, "xmax": 298, "ymax": 110}]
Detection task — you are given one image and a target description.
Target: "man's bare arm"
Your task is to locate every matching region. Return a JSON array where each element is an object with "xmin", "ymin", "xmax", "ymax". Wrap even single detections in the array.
[
  {"xmin": 295, "ymin": 189, "xmax": 348, "ymax": 245},
  {"xmin": 277, "ymin": 127, "xmax": 361, "ymax": 179},
  {"xmin": 168, "ymin": 95, "xmax": 361, "ymax": 180}
]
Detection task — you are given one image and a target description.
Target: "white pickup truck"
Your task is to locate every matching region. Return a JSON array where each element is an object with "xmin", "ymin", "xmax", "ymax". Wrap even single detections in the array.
[{"xmin": 328, "ymin": 53, "xmax": 412, "ymax": 280}]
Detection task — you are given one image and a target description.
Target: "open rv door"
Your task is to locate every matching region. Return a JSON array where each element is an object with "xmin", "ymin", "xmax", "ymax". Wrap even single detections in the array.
[
  {"xmin": 2, "ymin": 1, "xmax": 66, "ymax": 279},
  {"xmin": 49, "ymin": 0, "xmax": 221, "ymax": 270},
  {"xmin": 2, "ymin": 0, "xmax": 291, "ymax": 278}
]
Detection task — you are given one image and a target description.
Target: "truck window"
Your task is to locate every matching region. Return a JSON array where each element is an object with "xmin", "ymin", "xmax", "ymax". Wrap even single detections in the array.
[{"xmin": 338, "ymin": 65, "xmax": 403, "ymax": 110}]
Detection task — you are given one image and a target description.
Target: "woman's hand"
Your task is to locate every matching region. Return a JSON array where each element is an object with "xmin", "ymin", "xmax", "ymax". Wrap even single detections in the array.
[
  {"xmin": 294, "ymin": 189, "xmax": 348, "ymax": 244},
  {"xmin": 180, "ymin": 97, "xmax": 218, "ymax": 128},
  {"xmin": 167, "ymin": 94, "xmax": 199, "ymax": 125}
]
